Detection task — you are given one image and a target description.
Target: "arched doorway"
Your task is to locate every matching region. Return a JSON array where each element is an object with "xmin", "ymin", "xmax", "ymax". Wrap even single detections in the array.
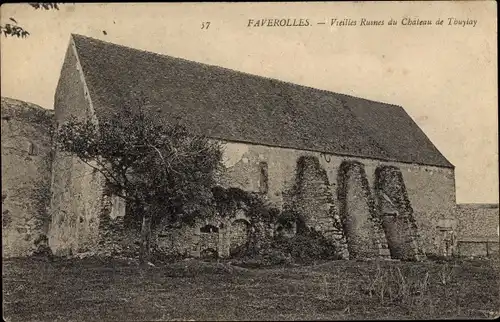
[
  {"xmin": 199, "ymin": 224, "xmax": 220, "ymax": 259},
  {"xmin": 229, "ymin": 219, "xmax": 250, "ymax": 256}
]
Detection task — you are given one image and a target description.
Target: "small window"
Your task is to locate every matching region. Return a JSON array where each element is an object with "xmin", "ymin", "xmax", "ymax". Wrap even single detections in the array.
[
  {"xmin": 259, "ymin": 161, "xmax": 269, "ymax": 194},
  {"xmin": 28, "ymin": 142, "xmax": 38, "ymax": 156},
  {"xmin": 200, "ymin": 224, "xmax": 219, "ymax": 233}
]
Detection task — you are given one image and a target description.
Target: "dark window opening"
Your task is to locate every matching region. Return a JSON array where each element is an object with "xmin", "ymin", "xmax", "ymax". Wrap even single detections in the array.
[
  {"xmin": 259, "ymin": 161, "xmax": 269, "ymax": 194},
  {"xmin": 28, "ymin": 142, "xmax": 38, "ymax": 156},
  {"xmin": 200, "ymin": 224, "xmax": 219, "ymax": 233}
]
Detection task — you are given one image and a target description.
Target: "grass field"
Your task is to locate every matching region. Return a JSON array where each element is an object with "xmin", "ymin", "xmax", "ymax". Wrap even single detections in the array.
[{"xmin": 3, "ymin": 256, "xmax": 499, "ymax": 321}]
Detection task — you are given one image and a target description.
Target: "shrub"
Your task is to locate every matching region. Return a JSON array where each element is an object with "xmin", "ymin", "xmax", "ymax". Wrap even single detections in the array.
[
  {"xmin": 231, "ymin": 247, "xmax": 292, "ymax": 268},
  {"xmin": 231, "ymin": 226, "xmax": 341, "ymax": 268},
  {"xmin": 272, "ymin": 228, "xmax": 341, "ymax": 262}
]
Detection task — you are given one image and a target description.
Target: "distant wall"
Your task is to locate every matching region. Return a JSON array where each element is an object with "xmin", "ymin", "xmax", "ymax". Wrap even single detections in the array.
[
  {"xmin": 455, "ymin": 204, "xmax": 499, "ymax": 257},
  {"xmin": 220, "ymin": 140, "xmax": 456, "ymax": 257},
  {"xmin": 1, "ymin": 97, "xmax": 54, "ymax": 257}
]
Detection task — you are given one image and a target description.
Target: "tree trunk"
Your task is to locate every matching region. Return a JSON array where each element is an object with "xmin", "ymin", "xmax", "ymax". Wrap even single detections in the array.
[{"xmin": 139, "ymin": 204, "xmax": 152, "ymax": 265}]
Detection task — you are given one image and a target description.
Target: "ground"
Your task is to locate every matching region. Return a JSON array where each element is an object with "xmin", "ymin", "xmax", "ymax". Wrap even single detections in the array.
[{"xmin": 3, "ymin": 257, "xmax": 499, "ymax": 321}]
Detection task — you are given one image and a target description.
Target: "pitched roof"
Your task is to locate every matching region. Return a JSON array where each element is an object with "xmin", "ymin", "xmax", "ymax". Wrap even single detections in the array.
[{"xmin": 70, "ymin": 34, "xmax": 453, "ymax": 168}]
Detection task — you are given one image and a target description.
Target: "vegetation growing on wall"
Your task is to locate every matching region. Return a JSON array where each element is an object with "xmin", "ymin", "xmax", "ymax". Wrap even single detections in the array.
[
  {"xmin": 211, "ymin": 186, "xmax": 280, "ymax": 223},
  {"xmin": 54, "ymin": 104, "xmax": 224, "ymax": 264},
  {"xmin": 239, "ymin": 155, "xmax": 343, "ymax": 264},
  {"xmin": 211, "ymin": 185, "xmax": 280, "ymax": 255},
  {"xmin": 235, "ymin": 224, "xmax": 342, "ymax": 267},
  {"xmin": 272, "ymin": 228, "xmax": 342, "ymax": 262}
]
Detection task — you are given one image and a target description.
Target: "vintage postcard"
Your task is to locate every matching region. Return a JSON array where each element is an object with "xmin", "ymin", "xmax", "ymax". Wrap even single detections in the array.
[{"xmin": 1, "ymin": 2, "xmax": 498, "ymax": 321}]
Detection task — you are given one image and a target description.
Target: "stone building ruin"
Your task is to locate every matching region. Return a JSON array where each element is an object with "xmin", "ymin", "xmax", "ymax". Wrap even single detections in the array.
[
  {"xmin": 4, "ymin": 34, "xmax": 487, "ymax": 261},
  {"xmin": 1, "ymin": 98, "xmax": 53, "ymax": 257}
]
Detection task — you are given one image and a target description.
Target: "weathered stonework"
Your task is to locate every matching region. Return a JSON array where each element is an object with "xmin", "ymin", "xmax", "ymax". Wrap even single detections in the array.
[
  {"xmin": 4, "ymin": 36, "xmax": 464, "ymax": 261},
  {"xmin": 48, "ymin": 39, "xmax": 107, "ymax": 256},
  {"xmin": 3, "ymin": 101, "xmax": 459, "ymax": 261},
  {"xmin": 337, "ymin": 161, "xmax": 389, "ymax": 259},
  {"xmin": 139, "ymin": 140, "xmax": 453, "ymax": 260},
  {"xmin": 375, "ymin": 166, "xmax": 426, "ymax": 261},
  {"xmin": 217, "ymin": 141, "xmax": 457, "ymax": 257},
  {"xmin": 282, "ymin": 156, "xmax": 348, "ymax": 259},
  {"xmin": 154, "ymin": 210, "xmax": 253, "ymax": 258},
  {"xmin": 1, "ymin": 97, "xmax": 54, "ymax": 257},
  {"xmin": 14, "ymin": 34, "xmax": 459, "ymax": 262}
]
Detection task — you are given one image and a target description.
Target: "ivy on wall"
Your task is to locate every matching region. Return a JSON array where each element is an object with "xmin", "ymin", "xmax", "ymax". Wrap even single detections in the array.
[{"xmin": 211, "ymin": 186, "xmax": 280, "ymax": 223}]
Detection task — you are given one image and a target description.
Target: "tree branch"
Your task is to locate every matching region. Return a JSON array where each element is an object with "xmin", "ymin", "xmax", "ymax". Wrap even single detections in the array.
[{"xmin": 77, "ymin": 157, "xmax": 134, "ymax": 202}]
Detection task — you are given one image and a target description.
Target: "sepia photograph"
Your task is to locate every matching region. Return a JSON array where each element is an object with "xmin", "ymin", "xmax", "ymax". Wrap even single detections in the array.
[{"xmin": 1, "ymin": 2, "xmax": 498, "ymax": 321}]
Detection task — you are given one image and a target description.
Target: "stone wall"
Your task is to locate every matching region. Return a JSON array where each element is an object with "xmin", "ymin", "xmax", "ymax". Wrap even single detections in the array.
[
  {"xmin": 455, "ymin": 204, "xmax": 499, "ymax": 258},
  {"xmin": 154, "ymin": 210, "xmax": 253, "ymax": 259},
  {"xmin": 1, "ymin": 97, "xmax": 54, "ymax": 257},
  {"xmin": 374, "ymin": 166, "xmax": 426, "ymax": 261},
  {"xmin": 48, "ymin": 39, "xmax": 108, "ymax": 256},
  {"xmin": 281, "ymin": 156, "xmax": 346, "ymax": 256},
  {"xmin": 220, "ymin": 140, "xmax": 456, "ymax": 257},
  {"xmin": 337, "ymin": 161, "xmax": 389, "ymax": 259}
]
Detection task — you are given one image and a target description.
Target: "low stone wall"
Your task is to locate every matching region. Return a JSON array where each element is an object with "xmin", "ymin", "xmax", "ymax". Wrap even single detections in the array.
[
  {"xmin": 455, "ymin": 204, "xmax": 499, "ymax": 258},
  {"xmin": 457, "ymin": 239, "xmax": 499, "ymax": 258}
]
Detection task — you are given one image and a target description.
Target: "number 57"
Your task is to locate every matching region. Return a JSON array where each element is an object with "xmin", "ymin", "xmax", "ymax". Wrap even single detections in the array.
[{"xmin": 201, "ymin": 22, "xmax": 210, "ymax": 29}]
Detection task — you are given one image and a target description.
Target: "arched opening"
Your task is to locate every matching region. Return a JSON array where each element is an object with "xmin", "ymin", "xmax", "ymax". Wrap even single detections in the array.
[
  {"xmin": 199, "ymin": 224, "xmax": 220, "ymax": 258},
  {"xmin": 230, "ymin": 219, "xmax": 251, "ymax": 256}
]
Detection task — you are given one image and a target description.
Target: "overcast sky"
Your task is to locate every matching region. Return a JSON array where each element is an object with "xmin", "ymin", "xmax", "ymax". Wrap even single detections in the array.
[{"xmin": 1, "ymin": 2, "xmax": 497, "ymax": 203}]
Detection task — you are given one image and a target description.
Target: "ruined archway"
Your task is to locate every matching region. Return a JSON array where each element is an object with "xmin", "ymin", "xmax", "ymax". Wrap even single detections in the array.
[
  {"xmin": 337, "ymin": 161, "xmax": 388, "ymax": 259},
  {"xmin": 199, "ymin": 224, "xmax": 220, "ymax": 258},
  {"xmin": 229, "ymin": 219, "xmax": 251, "ymax": 256},
  {"xmin": 374, "ymin": 166, "xmax": 425, "ymax": 261}
]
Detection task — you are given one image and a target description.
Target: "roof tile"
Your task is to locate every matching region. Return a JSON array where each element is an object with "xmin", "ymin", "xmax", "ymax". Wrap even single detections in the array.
[{"xmin": 70, "ymin": 34, "xmax": 453, "ymax": 168}]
